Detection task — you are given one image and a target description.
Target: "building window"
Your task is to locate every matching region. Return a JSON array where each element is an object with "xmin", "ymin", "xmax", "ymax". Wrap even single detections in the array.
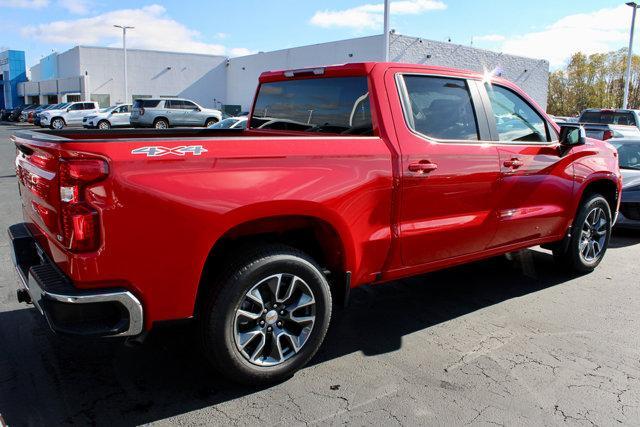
[
  {"xmin": 66, "ymin": 94, "xmax": 81, "ymax": 102},
  {"xmin": 91, "ymin": 94, "xmax": 110, "ymax": 108}
]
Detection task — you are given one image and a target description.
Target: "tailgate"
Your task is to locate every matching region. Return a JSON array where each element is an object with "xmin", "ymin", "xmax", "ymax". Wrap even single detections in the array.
[{"xmin": 12, "ymin": 133, "xmax": 62, "ymax": 243}]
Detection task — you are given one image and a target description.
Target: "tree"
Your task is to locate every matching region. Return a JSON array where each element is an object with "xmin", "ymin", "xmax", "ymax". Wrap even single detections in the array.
[{"xmin": 547, "ymin": 49, "xmax": 640, "ymax": 116}]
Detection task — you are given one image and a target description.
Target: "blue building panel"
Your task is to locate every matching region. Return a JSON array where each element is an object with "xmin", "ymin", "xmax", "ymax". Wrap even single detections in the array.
[{"xmin": 1, "ymin": 50, "xmax": 28, "ymax": 109}]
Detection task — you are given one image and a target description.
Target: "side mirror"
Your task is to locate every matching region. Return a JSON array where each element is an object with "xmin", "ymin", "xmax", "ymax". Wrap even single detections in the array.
[
  {"xmin": 66, "ymin": 108, "xmax": 71, "ymax": 112},
  {"xmin": 559, "ymin": 124, "xmax": 586, "ymax": 147}
]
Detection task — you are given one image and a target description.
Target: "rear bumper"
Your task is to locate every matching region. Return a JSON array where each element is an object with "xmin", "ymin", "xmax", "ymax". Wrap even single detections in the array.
[{"xmin": 8, "ymin": 223, "xmax": 144, "ymax": 337}]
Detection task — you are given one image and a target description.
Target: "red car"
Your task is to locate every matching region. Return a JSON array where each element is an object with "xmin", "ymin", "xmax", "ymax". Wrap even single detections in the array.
[{"xmin": 9, "ymin": 62, "xmax": 621, "ymax": 384}]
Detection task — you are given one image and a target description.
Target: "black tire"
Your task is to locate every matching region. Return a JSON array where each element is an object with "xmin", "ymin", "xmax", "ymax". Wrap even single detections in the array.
[
  {"xmin": 154, "ymin": 118, "xmax": 169, "ymax": 129},
  {"xmin": 205, "ymin": 118, "xmax": 218, "ymax": 127},
  {"xmin": 553, "ymin": 194, "xmax": 612, "ymax": 273},
  {"xmin": 97, "ymin": 120, "xmax": 111, "ymax": 130},
  {"xmin": 199, "ymin": 244, "xmax": 332, "ymax": 385}
]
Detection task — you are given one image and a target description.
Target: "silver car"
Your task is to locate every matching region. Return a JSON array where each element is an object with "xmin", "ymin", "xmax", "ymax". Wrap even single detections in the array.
[
  {"xmin": 610, "ymin": 138, "xmax": 640, "ymax": 229},
  {"xmin": 83, "ymin": 104, "xmax": 132, "ymax": 129},
  {"xmin": 130, "ymin": 98, "xmax": 222, "ymax": 129}
]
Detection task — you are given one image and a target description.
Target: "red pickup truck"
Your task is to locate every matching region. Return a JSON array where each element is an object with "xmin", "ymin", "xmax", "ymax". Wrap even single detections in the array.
[{"xmin": 9, "ymin": 62, "xmax": 621, "ymax": 384}]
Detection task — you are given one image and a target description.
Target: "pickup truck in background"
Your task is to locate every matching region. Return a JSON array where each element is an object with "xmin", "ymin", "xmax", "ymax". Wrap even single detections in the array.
[{"xmin": 8, "ymin": 62, "xmax": 622, "ymax": 384}]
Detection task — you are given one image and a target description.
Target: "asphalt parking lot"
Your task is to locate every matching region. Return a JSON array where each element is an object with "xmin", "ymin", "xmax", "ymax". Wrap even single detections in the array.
[{"xmin": 0, "ymin": 123, "xmax": 639, "ymax": 426}]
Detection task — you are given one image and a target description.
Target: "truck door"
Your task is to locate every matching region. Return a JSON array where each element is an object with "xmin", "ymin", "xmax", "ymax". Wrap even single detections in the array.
[
  {"xmin": 481, "ymin": 82, "xmax": 574, "ymax": 248},
  {"xmin": 391, "ymin": 72, "xmax": 501, "ymax": 267}
]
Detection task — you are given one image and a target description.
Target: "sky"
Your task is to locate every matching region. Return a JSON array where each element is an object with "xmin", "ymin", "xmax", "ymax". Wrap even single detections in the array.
[{"xmin": 0, "ymin": 0, "xmax": 637, "ymax": 70}]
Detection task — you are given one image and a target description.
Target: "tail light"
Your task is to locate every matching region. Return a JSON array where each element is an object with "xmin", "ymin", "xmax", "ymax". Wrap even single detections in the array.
[
  {"xmin": 602, "ymin": 130, "xmax": 613, "ymax": 141},
  {"xmin": 140, "ymin": 108, "xmax": 145, "ymax": 116},
  {"xmin": 59, "ymin": 159, "xmax": 109, "ymax": 252}
]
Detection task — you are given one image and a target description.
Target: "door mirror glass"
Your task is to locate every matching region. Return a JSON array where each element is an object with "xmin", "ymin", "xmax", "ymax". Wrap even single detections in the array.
[{"xmin": 559, "ymin": 125, "xmax": 586, "ymax": 147}]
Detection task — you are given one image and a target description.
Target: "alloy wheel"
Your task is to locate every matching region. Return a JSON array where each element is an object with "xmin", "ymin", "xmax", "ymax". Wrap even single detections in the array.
[
  {"xmin": 579, "ymin": 206, "xmax": 608, "ymax": 263},
  {"xmin": 233, "ymin": 273, "xmax": 316, "ymax": 367}
]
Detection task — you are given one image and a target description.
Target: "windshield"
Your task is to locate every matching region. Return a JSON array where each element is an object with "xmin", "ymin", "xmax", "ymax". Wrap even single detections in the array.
[
  {"xmin": 611, "ymin": 141, "xmax": 640, "ymax": 170},
  {"xmin": 54, "ymin": 103, "xmax": 69, "ymax": 110},
  {"xmin": 210, "ymin": 118, "xmax": 239, "ymax": 129},
  {"xmin": 250, "ymin": 76, "xmax": 372, "ymax": 135}
]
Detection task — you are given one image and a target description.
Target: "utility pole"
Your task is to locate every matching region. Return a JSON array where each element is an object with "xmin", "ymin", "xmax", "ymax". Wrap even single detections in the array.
[
  {"xmin": 623, "ymin": 2, "xmax": 639, "ymax": 109},
  {"xmin": 383, "ymin": 0, "xmax": 390, "ymax": 61},
  {"xmin": 114, "ymin": 25, "xmax": 134, "ymax": 103}
]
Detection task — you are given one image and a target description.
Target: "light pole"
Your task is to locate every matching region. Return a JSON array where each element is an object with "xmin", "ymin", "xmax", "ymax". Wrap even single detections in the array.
[
  {"xmin": 383, "ymin": 0, "xmax": 390, "ymax": 61},
  {"xmin": 114, "ymin": 25, "xmax": 134, "ymax": 103},
  {"xmin": 623, "ymin": 2, "xmax": 639, "ymax": 109}
]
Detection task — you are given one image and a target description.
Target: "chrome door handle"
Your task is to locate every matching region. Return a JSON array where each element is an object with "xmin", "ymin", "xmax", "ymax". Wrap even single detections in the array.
[
  {"xmin": 408, "ymin": 160, "xmax": 438, "ymax": 173},
  {"xmin": 503, "ymin": 158, "xmax": 523, "ymax": 169}
]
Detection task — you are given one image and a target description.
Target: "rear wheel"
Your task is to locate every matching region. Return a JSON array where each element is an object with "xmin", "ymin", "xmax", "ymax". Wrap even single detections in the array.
[
  {"xmin": 199, "ymin": 245, "xmax": 332, "ymax": 384},
  {"xmin": 97, "ymin": 120, "xmax": 111, "ymax": 130},
  {"xmin": 154, "ymin": 118, "xmax": 169, "ymax": 129},
  {"xmin": 50, "ymin": 118, "xmax": 65, "ymax": 130},
  {"xmin": 553, "ymin": 194, "xmax": 612, "ymax": 272}
]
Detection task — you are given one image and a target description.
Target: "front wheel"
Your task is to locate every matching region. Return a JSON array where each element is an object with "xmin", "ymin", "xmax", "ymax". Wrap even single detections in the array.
[
  {"xmin": 554, "ymin": 194, "xmax": 612, "ymax": 273},
  {"xmin": 205, "ymin": 118, "xmax": 218, "ymax": 127},
  {"xmin": 199, "ymin": 245, "xmax": 332, "ymax": 384},
  {"xmin": 97, "ymin": 120, "xmax": 111, "ymax": 130},
  {"xmin": 50, "ymin": 118, "xmax": 65, "ymax": 130}
]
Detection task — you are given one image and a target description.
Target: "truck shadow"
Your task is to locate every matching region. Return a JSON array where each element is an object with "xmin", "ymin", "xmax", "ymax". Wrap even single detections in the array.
[{"xmin": 0, "ymin": 248, "xmax": 594, "ymax": 426}]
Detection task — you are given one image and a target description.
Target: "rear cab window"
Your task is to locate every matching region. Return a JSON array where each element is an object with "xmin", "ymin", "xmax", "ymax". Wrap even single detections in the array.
[
  {"xmin": 580, "ymin": 110, "xmax": 637, "ymax": 126},
  {"xmin": 249, "ymin": 76, "xmax": 372, "ymax": 135}
]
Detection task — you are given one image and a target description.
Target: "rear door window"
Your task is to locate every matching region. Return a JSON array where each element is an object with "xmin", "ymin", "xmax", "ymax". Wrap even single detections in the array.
[
  {"xmin": 250, "ymin": 76, "xmax": 372, "ymax": 135},
  {"xmin": 401, "ymin": 75, "xmax": 479, "ymax": 141},
  {"xmin": 182, "ymin": 101, "xmax": 197, "ymax": 110}
]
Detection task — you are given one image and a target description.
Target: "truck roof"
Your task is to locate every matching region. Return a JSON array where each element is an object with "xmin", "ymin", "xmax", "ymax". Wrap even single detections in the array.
[{"xmin": 259, "ymin": 62, "xmax": 495, "ymax": 83}]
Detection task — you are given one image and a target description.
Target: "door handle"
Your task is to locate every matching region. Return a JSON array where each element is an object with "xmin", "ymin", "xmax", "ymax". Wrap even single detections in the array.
[
  {"xmin": 503, "ymin": 158, "xmax": 524, "ymax": 169},
  {"xmin": 408, "ymin": 160, "xmax": 438, "ymax": 173}
]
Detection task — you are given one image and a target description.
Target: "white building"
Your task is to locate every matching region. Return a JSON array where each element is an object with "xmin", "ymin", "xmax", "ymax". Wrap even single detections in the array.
[{"xmin": 19, "ymin": 34, "xmax": 550, "ymax": 112}]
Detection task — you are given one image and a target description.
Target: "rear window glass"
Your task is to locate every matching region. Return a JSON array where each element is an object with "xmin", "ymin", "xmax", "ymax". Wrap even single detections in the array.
[
  {"xmin": 134, "ymin": 100, "xmax": 161, "ymax": 108},
  {"xmin": 250, "ymin": 76, "xmax": 372, "ymax": 135},
  {"xmin": 580, "ymin": 111, "xmax": 636, "ymax": 126}
]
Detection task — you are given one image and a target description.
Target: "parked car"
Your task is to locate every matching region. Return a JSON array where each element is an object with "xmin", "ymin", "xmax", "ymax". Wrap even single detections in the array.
[
  {"xmin": 1, "ymin": 107, "xmax": 16, "ymax": 121},
  {"xmin": 207, "ymin": 116, "xmax": 247, "ymax": 129},
  {"xmin": 9, "ymin": 105, "xmax": 34, "ymax": 122},
  {"xmin": 83, "ymin": 104, "xmax": 132, "ymax": 129},
  {"xmin": 549, "ymin": 114, "xmax": 578, "ymax": 124},
  {"xmin": 579, "ymin": 108, "xmax": 640, "ymax": 128},
  {"xmin": 38, "ymin": 101, "xmax": 99, "ymax": 129},
  {"xmin": 130, "ymin": 98, "xmax": 222, "ymax": 129},
  {"xmin": 26, "ymin": 105, "xmax": 51, "ymax": 123},
  {"xmin": 608, "ymin": 138, "xmax": 640, "ymax": 229},
  {"xmin": 19, "ymin": 105, "xmax": 39, "ymax": 122},
  {"xmin": 34, "ymin": 103, "xmax": 68, "ymax": 127},
  {"xmin": 581, "ymin": 123, "xmax": 640, "ymax": 141},
  {"xmin": 8, "ymin": 62, "xmax": 621, "ymax": 385}
]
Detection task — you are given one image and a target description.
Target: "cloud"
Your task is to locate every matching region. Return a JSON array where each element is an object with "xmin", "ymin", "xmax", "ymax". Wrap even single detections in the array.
[
  {"xmin": 474, "ymin": 34, "xmax": 505, "ymax": 42},
  {"xmin": 0, "ymin": 0, "xmax": 48, "ymax": 8},
  {"xmin": 58, "ymin": 0, "xmax": 90, "ymax": 14},
  {"xmin": 500, "ymin": 5, "xmax": 633, "ymax": 68},
  {"xmin": 310, "ymin": 0, "xmax": 446, "ymax": 30},
  {"xmin": 21, "ymin": 4, "xmax": 250, "ymax": 57}
]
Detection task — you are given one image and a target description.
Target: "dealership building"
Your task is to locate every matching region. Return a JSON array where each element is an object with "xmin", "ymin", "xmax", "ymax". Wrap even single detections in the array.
[
  {"xmin": 15, "ymin": 33, "xmax": 550, "ymax": 112},
  {"xmin": 1, "ymin": 49, "xmax": 28, "ymax": 109}
]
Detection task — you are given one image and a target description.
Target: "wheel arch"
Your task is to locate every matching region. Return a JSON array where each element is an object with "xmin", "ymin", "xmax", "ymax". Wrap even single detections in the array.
[
  {"xmin": 577, "ymin": 176, "xmax": 620, "ymax": 216},
  {"xmin": 194, "ymin": 210, "xmax": 355, "ymax": 316},
  {"xmin": 153, "ymin": 116, "xmax": 169, "ymax": 126}
]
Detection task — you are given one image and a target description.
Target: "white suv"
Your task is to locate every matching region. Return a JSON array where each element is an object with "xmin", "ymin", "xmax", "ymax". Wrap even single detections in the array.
[
  {"xmin": 40, "ymin": 101, "xmax": 99, "ymax": 129},
  {"xmin": 83, "ymin": 104, "xmax": 132, "ymax": 129}
]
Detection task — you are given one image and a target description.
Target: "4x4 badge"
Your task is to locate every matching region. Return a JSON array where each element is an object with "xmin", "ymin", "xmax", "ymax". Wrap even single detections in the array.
[{"xmin": 131, "ymin": 146, "xmax": 208, "ymax": 157}]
